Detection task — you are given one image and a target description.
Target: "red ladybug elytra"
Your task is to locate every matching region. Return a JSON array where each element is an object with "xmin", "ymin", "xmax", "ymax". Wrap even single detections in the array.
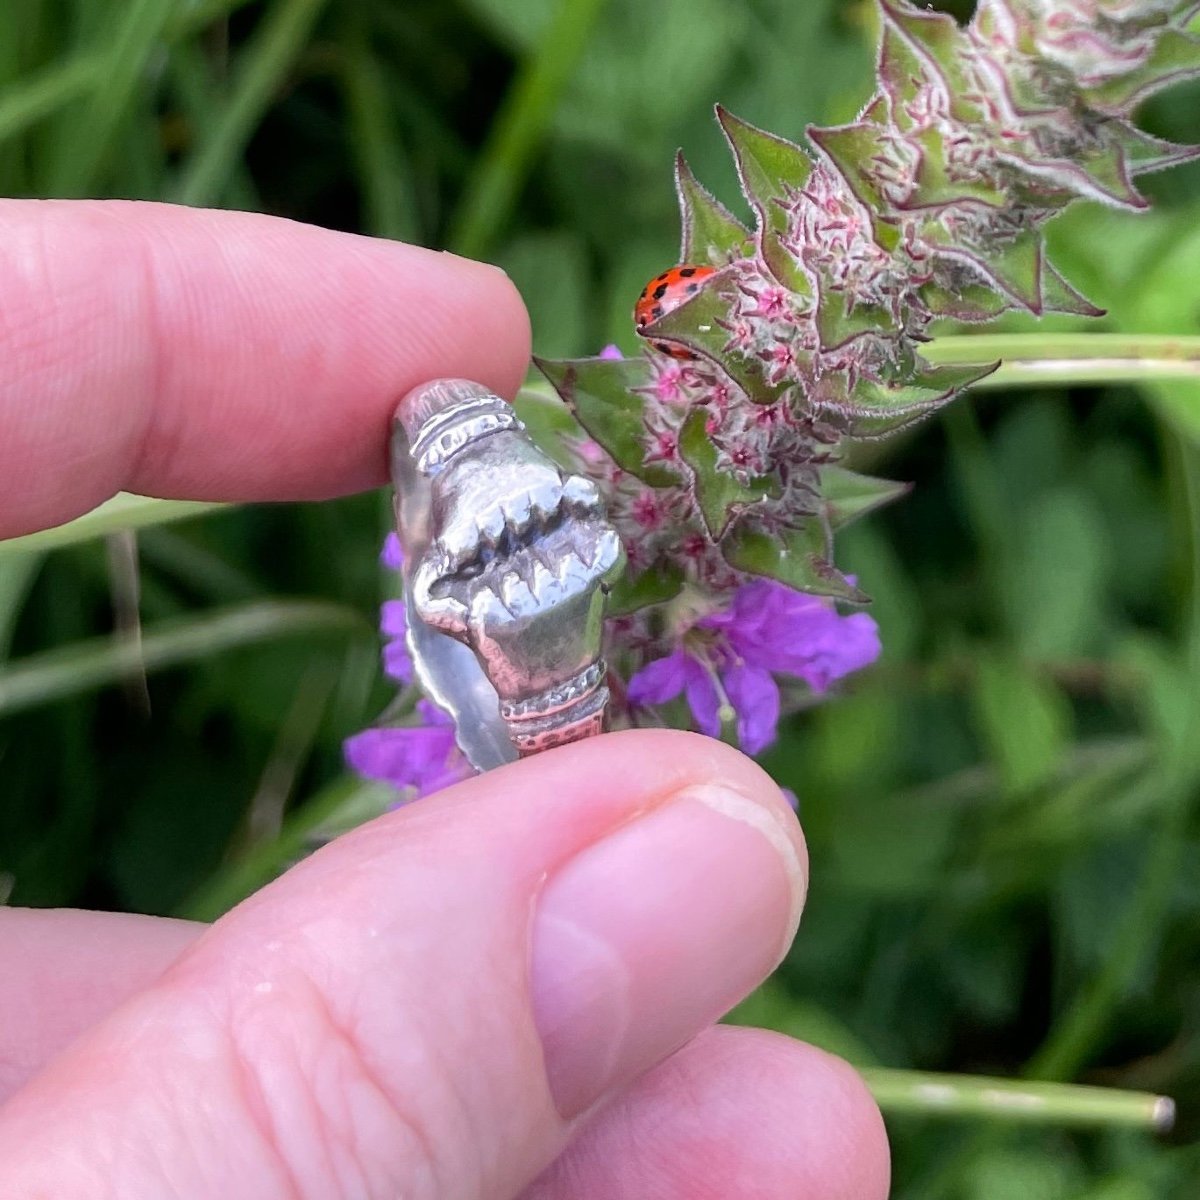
[{"xmin": 634, "ymin": 264, "xmax": 716, "ymax": 360}]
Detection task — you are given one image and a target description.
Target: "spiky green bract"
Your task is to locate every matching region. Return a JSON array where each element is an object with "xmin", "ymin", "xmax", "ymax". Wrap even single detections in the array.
[{"xmin": 540, "ymin": 0, "xmax": 1200, "ymax": 606}]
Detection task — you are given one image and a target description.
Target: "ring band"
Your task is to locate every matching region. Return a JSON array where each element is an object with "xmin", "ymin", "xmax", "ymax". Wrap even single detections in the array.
[{"xmin": 390, "ymin": 379, "xmax": 626, "ymax": 772}]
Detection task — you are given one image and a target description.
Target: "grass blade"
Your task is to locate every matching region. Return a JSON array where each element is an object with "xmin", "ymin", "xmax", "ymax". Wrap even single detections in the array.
[
  {"xmin": 180, "ymin": 774, "xmax": 395, "ymax": 919},
  {"xmin": 172, "ymin": 0, "xmax": 329, "ymax": 208},
  {"xmin": 339, "ymin": 13, "xmax": 419, "ymax": 242},
  {"xmin": 0, "ymin": 494, "xmax": 229, "ymax": 560},
  {"xmin": 0, "ymin": 599, "xmax": 369, "ymax": 717},
  {"xmin": 47, "ymin": 0, "xmax": 178, "ymax": 196},
  {"xmin": 447, "ymin": 0, "xmax": 610, "ymax": 258},
  {"xmin": 0, "ymin": 54, "xmax": 101, "ymax": 146}
]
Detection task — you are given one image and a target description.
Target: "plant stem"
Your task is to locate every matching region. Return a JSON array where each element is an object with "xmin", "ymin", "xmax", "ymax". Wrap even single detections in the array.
[
  {"xmin": 928, "ymin": 333, "xmax": 1200, "ymax": 387},
  {"xmin": 863, "ymin": 1069, "xmax": 1172, "ymax": 1130}
]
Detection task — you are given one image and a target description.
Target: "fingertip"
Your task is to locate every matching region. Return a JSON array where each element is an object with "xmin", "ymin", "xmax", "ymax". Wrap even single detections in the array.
[
  {"xmin": 525, "ymin": 1026, "xmax": 891, "ymax": 1200},
  {"xmin": 0, "ymin": 201, "xmax": 535, "ymax": 534}
]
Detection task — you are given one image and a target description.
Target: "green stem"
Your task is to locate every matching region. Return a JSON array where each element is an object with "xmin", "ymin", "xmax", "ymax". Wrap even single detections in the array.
[
  {"xmin": 446, "ymin": 0, "xmax": 609, "ymax": 258},
  {"xmin": 927, "ymin": 333, "xmax": 1200, "ymax": 387},
  {"xmin": 172, "ymin": 0, "xmax": 329, "ymax": 208},
  {"xmin": 863, "ymin": 1069, "xmax": 1172, "ymax": 1130}
]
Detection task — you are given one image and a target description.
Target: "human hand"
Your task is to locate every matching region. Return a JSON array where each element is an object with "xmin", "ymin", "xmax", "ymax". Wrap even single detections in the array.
[{"xmin": 0, "ymin": 202, "xmax": 888, "ymax": 1199}]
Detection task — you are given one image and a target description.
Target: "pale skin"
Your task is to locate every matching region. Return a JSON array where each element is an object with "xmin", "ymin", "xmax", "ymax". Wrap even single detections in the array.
[{"xmin": 0, "ymin": 201, "xmax": 890, "ymax": 1199}]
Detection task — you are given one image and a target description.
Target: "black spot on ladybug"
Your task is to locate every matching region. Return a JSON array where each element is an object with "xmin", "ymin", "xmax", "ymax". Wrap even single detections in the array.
[
  {"xmin": 652, "ymin": 283, "xmax": 669, "ymax": 301},
  {"xmin": 678, "ymin": 267, "xmax": 697, "ymax": 278},
  {"xmin": 685, "ymin": 282, "xmax": 699, "ymax": 294},
  {"xmin": 655, "ymin": 272, "xmax": 669, "ymax": 282},
  {"xmin": 650, "ymin": 305, "xmax": 664, "ymax": 319}
]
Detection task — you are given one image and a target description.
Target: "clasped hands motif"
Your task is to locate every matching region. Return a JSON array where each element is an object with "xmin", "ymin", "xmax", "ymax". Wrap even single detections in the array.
[{"xmin": 393, "ymin": 380, "xmax": 625, "ymax": 761}]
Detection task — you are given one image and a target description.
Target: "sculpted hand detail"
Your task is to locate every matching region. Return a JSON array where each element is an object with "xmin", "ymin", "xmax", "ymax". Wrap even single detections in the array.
[{"xmin": 393, "ymin": 380, "xmax": 625, "ymax": 759}]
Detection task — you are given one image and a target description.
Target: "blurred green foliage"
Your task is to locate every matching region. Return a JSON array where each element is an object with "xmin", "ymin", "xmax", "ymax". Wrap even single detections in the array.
[{"xmin": 1, "ymin": 0, "xmax": 1199, "ymax": 1195}]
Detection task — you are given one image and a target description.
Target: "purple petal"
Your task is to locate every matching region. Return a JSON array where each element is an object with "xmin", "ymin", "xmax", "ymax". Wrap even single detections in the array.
[
  {"xmin": 598, "ymin": 343, "xmax": 624, "ymax": 360},
  {"xmin": 382, "ymin": 639, "xmax": 414, "ymax": 684},
  {"xmin": 380, "ymin": 599, "xmax": 407, "ymax": 638},
  {"xmin": 722, "ymin": 664, "xmax": 781, "ymax": 755},
  {"xmin": 344, "ymin": 720, "xmax": 466, "ymax": 798},
  {"xmin": 627, "ymin": 650, "xmax": 691, "ymax": 706},
  {"xmin": 416, "ymin": 698, "xmax": 454, "ymax": 726},
  {"xmin": 777, "ymin": 610, "xmax": 881, "ymax": 693},
  {"xmin": 683, "ymin": 664, "xmax": 723, "ymax": 738},
  {"xmin": 381, "ymin": 533, "xmax": 404, "ymax": 571}
]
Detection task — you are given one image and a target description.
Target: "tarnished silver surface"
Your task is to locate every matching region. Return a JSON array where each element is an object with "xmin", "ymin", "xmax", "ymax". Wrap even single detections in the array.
[{"xmin": 391, "ymin": 379, "xmax": 625, "ymax": 771}]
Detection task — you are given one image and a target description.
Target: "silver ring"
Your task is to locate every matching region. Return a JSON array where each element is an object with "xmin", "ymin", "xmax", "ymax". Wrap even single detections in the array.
[{"xmin": 390, "ymin": 379, "xmax": 626, "ymax": 772}]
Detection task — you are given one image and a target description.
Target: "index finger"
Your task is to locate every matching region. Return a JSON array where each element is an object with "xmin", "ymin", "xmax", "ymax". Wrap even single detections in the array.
[{"xmin": 0, "ymin": 200, "xmax": 530, "ymax": 538}]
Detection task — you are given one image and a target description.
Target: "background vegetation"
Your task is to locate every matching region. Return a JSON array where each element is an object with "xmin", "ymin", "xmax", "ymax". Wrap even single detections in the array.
[{"xmin": 1, "ymin": 1, "xmax": 1198, "ymax": 1195}]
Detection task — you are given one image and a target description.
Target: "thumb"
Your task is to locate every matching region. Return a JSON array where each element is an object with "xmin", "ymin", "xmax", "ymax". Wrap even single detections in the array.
[{"xmin": 0, "ymin": 730, "xmax": 805, "ymax": 1200}]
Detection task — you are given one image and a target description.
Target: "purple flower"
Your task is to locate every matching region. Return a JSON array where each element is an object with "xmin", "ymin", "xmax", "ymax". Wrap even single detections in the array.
[
  {"xmin": 376, "ymin": 534, "xmax": 414, "ymax": 683},
  {"xmin": 380, "ymin": 598, "xmax": 413, "ymax": 684},
  {"xmin": 344, "ymin": 699, "xmax": 471, "ymax": 800},
  {"xmin": 627, "ymin": 578, "xmax": 880, "ymax": 755},
  {"xmin": 381, "ymin": 532, "xmax": 404, "ymax": 571},
  {"xmin": 598, "ymin": 343, "xmax": 623, "ymax": 360}
]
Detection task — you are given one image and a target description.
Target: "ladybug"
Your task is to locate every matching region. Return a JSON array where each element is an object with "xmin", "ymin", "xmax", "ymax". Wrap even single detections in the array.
[{"xmin": 634, "ymin": 264, "xmax": 716, "ymax": 359}]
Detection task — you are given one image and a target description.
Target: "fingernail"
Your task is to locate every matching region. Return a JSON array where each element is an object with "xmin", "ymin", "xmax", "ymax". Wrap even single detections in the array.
[{"xmin": 530, "ymin": 784, "xmax": 806, "ymax": 1117}]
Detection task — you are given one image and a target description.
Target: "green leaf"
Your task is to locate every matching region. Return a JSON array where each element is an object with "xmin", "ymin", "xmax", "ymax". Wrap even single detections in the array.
[
  {"xmin": 820, "ymin": 466, "xmax": 910, "ymax": 530},
  {"xmin": 677, "ymin": 408, "xmax": 775, "ymax": 539},
  {"xmin": 818, "ymin": 359, "xmax": 1000, "ymax": 422},
  {"xmin": 1040, "ymin": 262, "xmax": 1105, "ymax": 318},
  {"xmin": 919, "ymin": 276, "xmax": 1013, "ymax": 324},
  {"xmin": 674, "ymin": 151, "xmax": 752, "ymax": 265},
  {"xmin": 514, "ymin": 383, "xmax": 582, "ymax": 466},
  {"xmin": 1084, "ymin": 27, "xmax": 1200, "ymax": 112},
  {"xmin": 608, "ymin": 562, "xmax": 685, "ymax": 616},
  {"xmin": 723, "ymin": 519, "xmax": 866, "ymax": 603},
  {"xmin": 536, "ymin": 355, "xmax": 680, "ymax": 487},
  {"xmin": 877, "ymin": 20, "xmax": 926, "ymax": 131},
  {"xmin": 1117, "ymin": 122, "xmax": 1200, "ymax": 179},
  {"xmin": 877, "ymin": 0, "xmax": 977, "ymax": 123},
  {"xmin": 921, "ymin": 223, "xmax": 1046, "ymax": 311},
  {"xmin": 813, "ymin": 285, "xmax": 898, "ymax": 350},
  {"xmin": 807, "ymin": 121, "xmax": 891, "ymax": 214},
  {"xmin": 971, "ymin": 654, "xmax": 1071, "ymax": 797},
  {"xmin": 907, "ymin": 126, "xmax": 1008, "ymax": 210},
  {"xmin": 715, "ymin": 106, "xmax": 812, "ymax": 296}
]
